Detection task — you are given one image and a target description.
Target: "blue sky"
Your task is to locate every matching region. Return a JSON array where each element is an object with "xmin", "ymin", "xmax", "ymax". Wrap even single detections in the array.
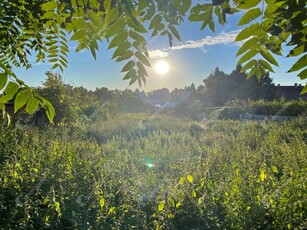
[{"xmin": 14, "ymin": 9, "xmax": 306, "ymax": 92}]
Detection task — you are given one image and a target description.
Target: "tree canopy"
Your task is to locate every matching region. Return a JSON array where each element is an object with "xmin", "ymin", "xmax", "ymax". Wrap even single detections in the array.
[
  {"xmin": 0, "ymin": 0, "xmax": 306, "ymax": 122},
  {"xmin": 203, "ymin": 66, "xmax": 276, "ymax": 105}
]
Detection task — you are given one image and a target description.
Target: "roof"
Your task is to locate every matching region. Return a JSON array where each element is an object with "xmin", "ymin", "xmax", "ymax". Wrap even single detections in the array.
[{"xmin": 275, "ymin": 85, "xmax": 306, "ymax": 100}]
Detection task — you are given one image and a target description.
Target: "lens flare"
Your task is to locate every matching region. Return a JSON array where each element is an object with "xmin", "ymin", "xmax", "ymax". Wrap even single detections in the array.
[{"xmin": 145, "ymin": 163, "xmax": 155, "ymax": 168}]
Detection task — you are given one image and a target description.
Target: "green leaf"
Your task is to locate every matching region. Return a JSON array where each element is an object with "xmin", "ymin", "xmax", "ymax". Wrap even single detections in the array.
[
  {"xmin": 0, "ymin": 103, "xmax": 4, "ymax": 110},
  {"xmin": 158, "ymin": 202, "xmax": 165, "ymax": 211},
  {"xmin": 99, "ymin": 198, "xmax": 105, "ymax": 208},
  {"xmin": 199, "ymin": 11, "xmax": 213, "ymax": 30},
  {"xmin": 26, "ymin": 97, "xmax": 39, "ymax": 114},
  {"xmin": 168, "ymin": 24, "xmax": 181, "ymax": 41},
  {"xmin": 298, "ymin": 68, "xmax": 307, "ymax": 80},
  {"xmin": 237, "ymin": 0, "xmax": 262, "ymax": 9},
  {"xmin": 287, "ymin": 43, "xmax": 306, "ymax": 57},
  {"xmin": 149, "ymin": 15, "xmax": 162, "ymax": 30},
  {"xmin": 105, "ymin": 8, "xmax": 119, "ymax": 25},
  {"xmin": 260, "ymin": 46, "xmax": 279, "ymax": 66},
  {"xmin": 169, "ymin": 198, "xmax": 175, "ymax": 207},
  {"xmin": 14, "ymin": 90, "xmax": 30, "ymax": 113},
  {"xmin": 236, "ymin": 37, "xmax": 258, "ymax": 57},
  {"xmin": 49, "ymin": 58, "xmax": 59, "ymax": 63},
  {"xmin": 180, "ymin": 0, "xmax": 192, "ymax": 14},
  {"xmin": 187, "ymin": 175, "xmax": 194, "ymax": 184},
  {"xmin": 260, "ymin": 169, "xmax": 266, "ymax": 181},
  {"xmin": 44, "ymin": 101, "xmax": 55, "ymax": 122},
  {"xmin": 256, "ymin": 65, "xmax": 264, "ymax": 80},
  {"xmin": 104, "ymin": 0, "xmax": 112, "ymax": 12},
  {"xmin": 288, "ymin": 54, "xmax": 306, "ymax": 72},
  {"xmin": 259, "ymin": 59, "xmax": 275, "ymax": 72},
  {"xmin": 238, "ymin": 8, "xmax": 262, "ymax": 26},
  {"xmin": 121, "ymin": 60, "xmax": 135, "ymax": 72},
  {"xmin": 4, "ymin": 82, "xmax": 19, "ymax": 100},
  {"xmin": 0, "ymin": 73, "xmax": 8, "ymax": 90},
  {"xmin": 238, "ymin": 49, "xmax": 258, "ymax": 65},
  {"xmin": 137, "ymin": 62, "xmax": 148, "ymax": 76},
  {"xmin": 271, "ymin": 165, "xmax": 278, "ymax": 173},
  {"xmin": 230, "ymin": 8, "xmax": 241, "ymax": 13},
  {"xmin": 127, "ymin": 18, "xmax": 147, "ymax": 33},
  {"xmin": 129, "ymin": 74, "xmax": 138, "ymax": 85},
  {"xmin": 88, "ymin": 11, "xmax": 103, "ymax": 27},
  {"xmin": 90, "ymin": 44, "xmax": 97, "ymax": 60},
  {"xmin": 130, "ymin": 31, "xmax": 146, "ymax": 43},
  {"xmin": 214, "ymin": 6, "xmax": 223, "ymax": 24},
  {"xmin": 71, "ymin": 18, "xmax": 87, "ymax": 29},
  {"xmin": 55, "ymin": 201, "xmax": 61, "ymax": 215},
  {"xmin": 264, "ymin": 4, "xmax": 278, "ymax": 17},
  {"xmin": 179, "ymin": 177, "xmax": 185, "ymax": 185},
  {"xmin": 108, "ymin": 207, "xmax": 116, "ymax": 214},
  {"xmin": 41, "ymin": 2, "xmax": 57, "ymax": 11},
  {"xmin": 105, "ymin": 20, "xmax": 125, "ymax": 37},
  {"xmin": 138, "ymin": 0, "xmax": 148, "ymax": 11},
  {"xmin": 138, "ymin": 75, "xmax": 142, "ymax": 87},
  {"xmin": 191, "ymin": 190, "xmax": 197, "ymax": 198},
  {"xmin": 116, "ymin": 50, "xmax": 134, "ymax": 62},
  {"xmin": 247, "ymin": 65, "xmax": 258, "ymax": 78},
  {"xmin": 108, "ymin": 32, "xmax": 128, "ymax": 49},
  {"xmin": 42, "ymin": 11, "xmax": 55, "ymax": 20},
  {"xmin": 133, "ymin": 40, "xmax": 146, "ymax": 52},
  {"xmin": 140, "ymin": 73, "xmax": 146, "ymax": 86},
  {"xmin": 59, "ymin": 59, "xmax": 68, "ymax": 68},
  {"xmin": 144, "ymin": 3, "xmax": 155, "ymax": 20},
  {"xmin": 209, "ymin": 20, "xmax": 215, "ymax": 32},
  {"xmin": 70, "ymin": 29, "xmax": 87, "ymax": 41},
  {"xmin": 135, "ymin": 52, "xmax": 151, "ymax": 67},
  {"xmin": 123, "ymin": 69, "xmax": 136, "ymax": 80},
  {"xmin": 112, "ymin": 41, "xmax": 131, "ymax": 59},
  {"xmin": 235, "ymin": 23, "xmax": 260, "ymax": 41},
  {"xmin": 300, "ymin": 85, "xmax": 307, "ymax": 95}
]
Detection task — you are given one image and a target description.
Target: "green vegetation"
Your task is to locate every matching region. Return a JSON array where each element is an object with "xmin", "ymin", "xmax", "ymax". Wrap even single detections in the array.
[
  {"xmin": 214, "ymin": 100, "xmax": 307, "ymax": 119},
  {"xmin": 1, "ymin": 0, "xmax": 306, "ymax": 120},
  {"xmin": 1, "ymin": 74, "xmax": 306, "ymax": 228},
  {"xmin": 202, "ymin": 66, "xmax": 276, "ymax": 106},
  {"xmin": 1, "ymin": 1, "xmax": 306, "ymax": 228},
  {"xmin": 1, "ymin": 112, "xmax": 306, "ymax": 229}
]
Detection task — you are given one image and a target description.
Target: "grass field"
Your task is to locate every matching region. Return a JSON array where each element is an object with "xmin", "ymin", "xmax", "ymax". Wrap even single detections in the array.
[{"xmin": 0, "ymin": 114, "xmax": 306, "ymax": 229}]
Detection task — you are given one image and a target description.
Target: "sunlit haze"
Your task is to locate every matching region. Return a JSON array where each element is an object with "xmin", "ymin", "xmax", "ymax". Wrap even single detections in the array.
[{"xmin": 154, "ymin": 60, "xmax": 170, "ymax": 75}]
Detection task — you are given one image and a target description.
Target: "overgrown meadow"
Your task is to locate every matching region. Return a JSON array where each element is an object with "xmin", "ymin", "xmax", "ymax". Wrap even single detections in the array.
[
  {"xmin": 1, "ymin": 0, "xmax": 307, "ymax": 228},
  {"xmin": 0, "ymin": 113, "xmax": 306, "ymax": 229}
]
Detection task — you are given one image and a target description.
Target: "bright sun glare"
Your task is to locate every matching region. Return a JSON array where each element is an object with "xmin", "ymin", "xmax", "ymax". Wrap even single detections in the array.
[{"xmin": 154, "ymin": 60, "xmax": 170, "ymax": 75}]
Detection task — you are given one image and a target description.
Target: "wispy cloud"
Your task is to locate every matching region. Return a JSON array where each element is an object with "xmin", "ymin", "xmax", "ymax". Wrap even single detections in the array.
[
  {"xmin": 33, "ymin": 61, "xmax": 53, "ymax": 66},
  {"xmin": 149, "ymin": 29, "xmax": 241, "ymax": 59},
  {"xmin": 148, "ymin": 50, "xmax": 169, "ymax": 59}
]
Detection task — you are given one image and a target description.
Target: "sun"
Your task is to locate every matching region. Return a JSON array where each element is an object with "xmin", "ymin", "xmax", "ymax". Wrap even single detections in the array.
[{"xmin": 154, "ymin": 60, "xmax": 170, "ymax": 75}]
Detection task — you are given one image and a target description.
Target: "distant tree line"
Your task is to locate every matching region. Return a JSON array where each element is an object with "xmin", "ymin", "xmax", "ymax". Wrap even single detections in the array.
[{"xmin": 12, "ymin": 67, "xmax": 304, "ymax": 124}]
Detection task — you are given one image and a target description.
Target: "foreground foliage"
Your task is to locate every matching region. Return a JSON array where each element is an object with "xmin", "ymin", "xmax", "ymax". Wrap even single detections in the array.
[{"xmin": 0, "ymin": 115, "xmax": 306, "ymax": 229}]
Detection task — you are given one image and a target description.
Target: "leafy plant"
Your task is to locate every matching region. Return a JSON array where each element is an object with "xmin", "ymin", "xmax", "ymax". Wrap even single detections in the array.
[{"xmin": 1, "ymin": 113, "xmax": 306, "ymax": 229}]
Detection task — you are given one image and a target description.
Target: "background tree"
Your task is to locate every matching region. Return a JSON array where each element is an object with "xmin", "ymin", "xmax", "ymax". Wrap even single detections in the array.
[
  {"xmin": 228, "ymin": 65, "xmax": 275, "ymax": 101},
  {"xmin": 203, "ymin": 66, "xmax": 275, "ymax": 106},
  {"xmin": 38, "ymin": 72, "xmax": 81, "ymax": 124},
  {"xmin": 147, "ymin": 88, "xmax": 170, "ymax": 105}
]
